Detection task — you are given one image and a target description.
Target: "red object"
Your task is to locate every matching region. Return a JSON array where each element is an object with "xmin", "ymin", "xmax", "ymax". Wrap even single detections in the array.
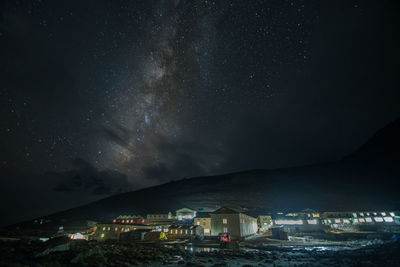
[{"xmin": 218, "ymin": 233, "xmax": 231, "ymax": 242}]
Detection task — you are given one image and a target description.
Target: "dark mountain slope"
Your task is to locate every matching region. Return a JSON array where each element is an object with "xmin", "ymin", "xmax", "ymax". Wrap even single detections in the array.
[{"xmin": 14, "ymin": 118, "xmax": 400, "ymax": 228}]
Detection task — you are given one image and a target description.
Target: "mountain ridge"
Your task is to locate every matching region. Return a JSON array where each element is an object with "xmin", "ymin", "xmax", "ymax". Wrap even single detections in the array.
[{"xmin": 11, "ymin": 118, "xmax": 400, "ymax": 228}]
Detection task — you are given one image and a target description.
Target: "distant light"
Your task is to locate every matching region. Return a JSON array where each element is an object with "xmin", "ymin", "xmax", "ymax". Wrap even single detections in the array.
[
  {"xmin": 384, "ymin": 217, "xmax": 394, "ymax": 222},
  {"xmin": 275, "ymin": 219, "xmax": 303, "ymax": 225},
  {"xmin": 374, "ymin": 217, "xmax": 384, "ymax": 222}
]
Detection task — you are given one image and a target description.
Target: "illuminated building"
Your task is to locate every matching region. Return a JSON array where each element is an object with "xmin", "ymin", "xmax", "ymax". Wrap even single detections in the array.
[
  {"xmin": 194, "ymin": 212, "xmax": 211, "ymax": 235},
  {"xmin": 210, "ymin": 207, "xmax": 258, "ymax": 239}
]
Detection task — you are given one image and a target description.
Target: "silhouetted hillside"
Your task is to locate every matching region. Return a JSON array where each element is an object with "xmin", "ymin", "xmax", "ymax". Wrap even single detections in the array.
[{"xmin": 12, "ymin": 118, "xmax": 400, "ymax": 229}]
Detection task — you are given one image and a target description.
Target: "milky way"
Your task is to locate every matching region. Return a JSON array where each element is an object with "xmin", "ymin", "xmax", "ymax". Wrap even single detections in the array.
[{"xmin": 1, "ymin": 0, "xmax": 400, "ymax": 206}]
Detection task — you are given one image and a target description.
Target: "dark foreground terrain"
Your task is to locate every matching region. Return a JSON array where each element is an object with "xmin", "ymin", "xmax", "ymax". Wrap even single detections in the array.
[{"xmin": 1, "ymin": 236, "xmax": 400, "ymax": 266}]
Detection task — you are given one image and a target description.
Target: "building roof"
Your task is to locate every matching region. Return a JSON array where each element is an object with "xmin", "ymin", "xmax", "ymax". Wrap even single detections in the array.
[
  {"xmin": 211, "ymin": 207, "xmax": 240, "ymax": 214},
  {"xmin": 176, "ymin": 207, "xmax": 195, "ymax": 213},
  {"xmin": 195, "ymin": 212, "xmax": 211, "ymax": 218}
]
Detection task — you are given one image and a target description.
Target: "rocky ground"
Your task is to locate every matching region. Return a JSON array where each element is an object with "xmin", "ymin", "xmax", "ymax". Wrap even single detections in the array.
[{"xmin": 0, "ymin": 236, "xmax": 400, "ymax": 266}]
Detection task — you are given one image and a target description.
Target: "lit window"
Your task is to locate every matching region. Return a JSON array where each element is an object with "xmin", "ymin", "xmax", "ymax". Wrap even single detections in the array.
[
  {"xmin": 196, "ymin": 221, "xmax": 200, "ymax": 225},
  {"xmin": 113, "ymin": 219, "xmax": 116, "ymax": 223},
  {"xmin": 352, "ymin": 213, "xmax": 357, "ymax": 218},
  {"xmin": 390, "ymin": 212, "xmax": 395, "ymax": 217},
  {"xmin": 366, "ymin": 212, "xmax": 370, "ymax": 216},
  {"xmin": 343, "ymin": 219, "xmax": 350, "ymax": 224},
  {"xmin": 190, "ymin": 230, "xmax": 193, "ymax": 234},
  {"xmin": 103, "ymin": 227, "xmax": 106, "ymax": 231},
  {"xmin": 275, "ymin": 219, "xmax": 303, "ymax": 225},
  {"xmin": 185, "ymin": 230, "xmax": 188, "ymax": 234},
  {"xmin": 307, "ymin": 219, "xmax": 318, "ymax": 225},
  {"xmin": 384, "ymin": 217, "xmax": 394, "ymax": 222},
  {"xmin": 335, "ymin": 219, "xmax": 341, "ymax": 224},
  {"xmin": 115, "ymin": 227, "xmax": 118, "ymax": 231},
  {"xmin": 381, "ymin": 212, "xmax": 386, "ymax": 216},
  {"xmin": 122, "ymin": 220, "xmax": 125, "ymax": 223},
  {"xmin": 313, "ymin": 213, "xmax": 320, "ymax": 218},
  {"xmin": 374, "ymin": 217, "xmax": 384, "ymax": 222},
  {"xmin": 359, "ymin": 213, "xmax": 364, "ymax": 217},
  {"xmin": 101, "ymin": 233, "xmax": 104, "ymax": 238},
  {"xmin": 121, "ymin": 228, "xmax": 124, "ymax": 231},
  {"xmin": 107, "ymin": 227, "xmax": 110, "ymax": 231},
  {"xmin": 204, "ymin": 229, "xmax": 210, "ymax": 234},
  {"xmin": 365, "ymin": 217, "xmax": 372, "ymax": 222},
  {"xmin": 358, "ymin": 218, "xmax": 365, "ymax": 222},
  {"xmin": 223, "ymin": 218, "xmax": 227, "ymax": 224},
  {"xmin": 223, "ymin": 227, "xmax": 228, "ymax": 233}
]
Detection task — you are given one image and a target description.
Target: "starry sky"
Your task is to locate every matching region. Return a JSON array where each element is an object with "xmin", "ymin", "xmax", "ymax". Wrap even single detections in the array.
[{"xmin": 1, "ymin": 0, "xmax": 400, "ymax": 225}]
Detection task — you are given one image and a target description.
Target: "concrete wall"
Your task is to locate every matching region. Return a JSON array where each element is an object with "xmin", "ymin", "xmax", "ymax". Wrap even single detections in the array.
[{"xmin": 239, "ymin": 213, "xmax": 258, "ymax": 237}]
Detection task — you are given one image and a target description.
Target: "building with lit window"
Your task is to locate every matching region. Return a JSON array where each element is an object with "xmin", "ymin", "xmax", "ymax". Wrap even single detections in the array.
[
  {"xmin": 94, "ymin": 223, "xmax": 153, "ymax": 241},
  {"xmin": 113, "ymin": 215, "xmax": 148, "ymax": 225},
  {"xmin": 194, "ymin": 212, "xmax": 211, "ymax": 235},
  {"xmin": 167, "ymin": 225, "xmax": 204, "ymax": 239},
  {"xmin": 176, "ymin": 208, "xmax": 197, "ymax": 220},
  {"xmin": 257, "ymin": 215, "xmax": 273, "ymax": 232},
  {"xmin": 210, "ymin": 207, "xmax": 258, "ymax": 239},
  {"xmin": 146, "ymin": 212, "xmax": 173, "ymax": 225}
]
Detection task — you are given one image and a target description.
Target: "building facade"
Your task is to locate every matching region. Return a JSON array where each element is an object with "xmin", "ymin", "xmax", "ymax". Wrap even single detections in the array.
[
  {"xmin": 176, "ymin": 208, "xmax": 197, "ymax": 220},
  {"xmin": 194, "ymin": 212, "xmax": 211, "ymax": 236},
  {"xmin": 210, "ymin": 207, "xmax": 258, "ymax": 239},
  {"xmin": 168, "ymin": 225, "xmax": 203, "ymax": 239},
  {"xmin": 94, "ymin": 223, "xmax": 153, "ymax": 241},
  {"xmin": 146, "ymin": 212, "xmax": 173, "ymax": 225}
]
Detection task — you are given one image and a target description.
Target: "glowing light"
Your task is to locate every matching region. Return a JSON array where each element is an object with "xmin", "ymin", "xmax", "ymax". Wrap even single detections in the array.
[
  {"xmin": 365, "ymin": 217, "xmax": 372, "ymax": 222},
  {"xmin": 374, "ymin": 217, "xmax": 384, "ymax": 222},
  {"xmin": 384, "ymin": 217, "xmax": 394, "ymax": 222},
  {"xmin": 359, "ymin": 218, "xmax": 365, "ymax": 222},
  {"xmin": 275, "ymin": 219, "xmax": 303, "ymax": 225},
  {"xmin": 70, "ymin": 233, "xmax": 87, "ymax": 240},
  {"xmin": 390, "ymin": 212, "xmax": 395, "ymax": 217}
]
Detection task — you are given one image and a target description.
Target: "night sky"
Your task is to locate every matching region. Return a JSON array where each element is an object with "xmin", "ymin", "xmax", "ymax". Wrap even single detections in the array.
[{"xmin": 1, "ymin": 0, "xmax": 399, "ymax": 226}]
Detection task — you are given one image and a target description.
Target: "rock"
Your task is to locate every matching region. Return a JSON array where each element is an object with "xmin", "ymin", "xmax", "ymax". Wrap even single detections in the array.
[
  {"xmin": 35, "ymin": 242, "xmax": 70, "ymax": 257},
  {"xmin": 71, "ymin": 246, "xmax": 102, "ymax": 263}
]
